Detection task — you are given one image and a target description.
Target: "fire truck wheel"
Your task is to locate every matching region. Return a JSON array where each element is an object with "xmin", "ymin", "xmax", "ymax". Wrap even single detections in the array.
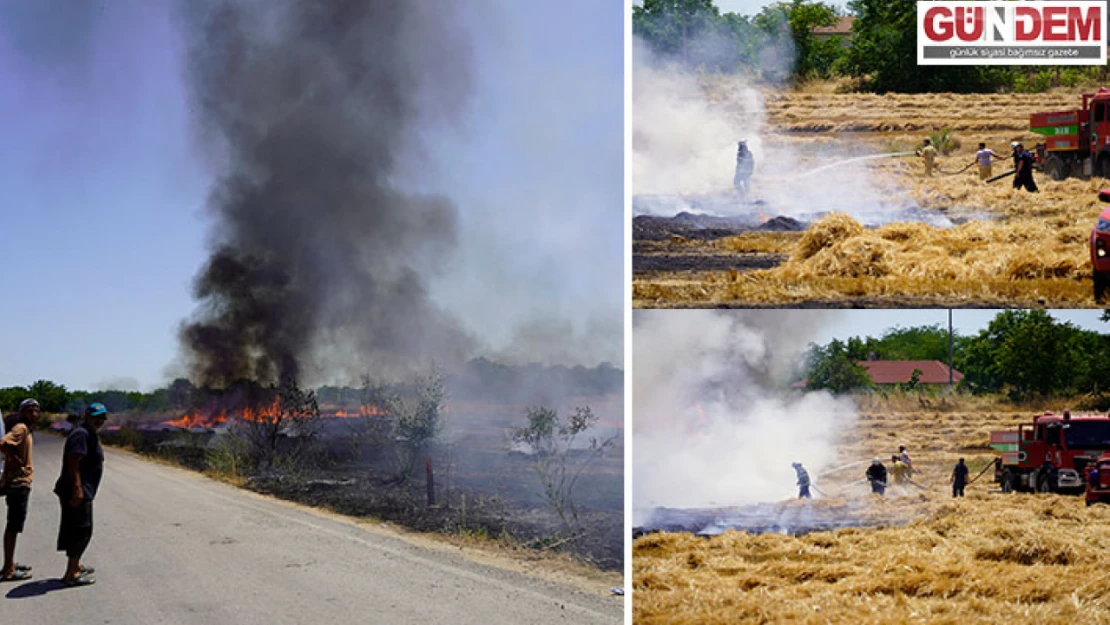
[
  {"xmin": 1099, "ymin": 156, "xmax": 1110, "ymax": 180},
  {"xmin": 1000, "ymin": 470, "xmax": 1014, "ymax": 493},
  {"xmin": 1044, "ymin": 156, "xmax": 1067, "ymax": 181},
  {"xmin": 1037, "ymin": 475, "xmax": 1052, "ymax": 493},
  {"xmin": 1096, "ymin": 271, "xmax": 1108, "ymax": 303}
]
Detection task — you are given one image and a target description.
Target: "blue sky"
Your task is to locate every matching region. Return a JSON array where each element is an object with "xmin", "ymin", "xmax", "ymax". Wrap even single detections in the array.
[{"xmin": 0, "ymin": 1, "xmax": 622, "ymax": 391}]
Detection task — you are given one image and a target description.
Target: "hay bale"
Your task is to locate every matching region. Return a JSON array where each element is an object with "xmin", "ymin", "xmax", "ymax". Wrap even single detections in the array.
[{"xmin": 795, "ymin": 213, "xmax": 865, "ymax": 260}]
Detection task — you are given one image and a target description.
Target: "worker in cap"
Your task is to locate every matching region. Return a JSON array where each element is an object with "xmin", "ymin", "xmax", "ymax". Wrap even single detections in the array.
[
  {"xmin": 866, "ymin": 458, "xmax": 887, "ymax": 496},
  {"xmin": 733, "ymin": 140, "xmax": 754, "ymax": 199},
  {"xmin": 1012, "ymin": 141, "xmax": 1038, "ymax": 193},
  {"xmin": 792, "ymin": 462, "xmax": 811, "ymax": 499},
  {"xmin": 916, "ymin": 138, "xmax": 937, "ymax": 177},
  {"xmin": 890, "ymin": 454, "xmax": 910, "ymax": 485},
  {"xmin": 898, "ymin": 445, "xmax": 914, "ymax": 477},
  {"xmin": 55, "ymin": 402, "xmax": 109, "ymax": 586}
]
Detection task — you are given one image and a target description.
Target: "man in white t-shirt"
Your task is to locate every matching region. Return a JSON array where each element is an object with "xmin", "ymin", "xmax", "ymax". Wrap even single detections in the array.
[{"xmin": 972, "ymin": 142, "xmax": 1005, "ymax": 180}]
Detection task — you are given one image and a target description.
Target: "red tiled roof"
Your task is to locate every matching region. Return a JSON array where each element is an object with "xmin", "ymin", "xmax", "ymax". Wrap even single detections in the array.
[
  {"xmin": 813, "ymin": 16, "xmax": 856, "ymax": 35},
  {"xmin": 858, "ymin": 360, "xmax": 963, "ymax": 385}
]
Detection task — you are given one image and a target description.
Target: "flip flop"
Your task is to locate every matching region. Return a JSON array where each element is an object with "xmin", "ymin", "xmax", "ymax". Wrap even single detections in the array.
[
  {"xmin": 79, "ymin": 565, "xmax": 95, "ymax": 575},
  {"xmin": 61, "ymin": 573, "xmax": 95, "ymax": 587},
  {"xmin": 0, "ymin": 570, "xmax": 32, "ymax": 582},
  {"xmin": 15, "ymin": 563, "xmax": 31, "ymax": 572}
]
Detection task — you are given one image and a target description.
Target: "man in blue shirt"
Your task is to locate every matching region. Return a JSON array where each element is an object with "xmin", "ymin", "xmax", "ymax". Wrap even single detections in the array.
[
  {"xmin": 53, "ymin": 403, "xmax": 108, "ymax": 586},
  {"xmin": 1012, "ymin": 142, "xmax": 1039, "ymax": 193}
]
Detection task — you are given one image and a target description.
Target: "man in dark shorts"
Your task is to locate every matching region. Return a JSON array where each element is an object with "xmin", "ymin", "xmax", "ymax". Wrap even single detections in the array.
[
  {"xmin": 951, "ymin": 457, "xmax": 969, "ymax": 498},
  {"xmin": 54, "ymin": 403, "xmax": 108, "ymax": 586},
  {"xmin": 1, "ymin": 399, "xmax": 38, "ymax": 581},
  {"xmin": 1012, "ymin": 142, "xmax": 1039, "ymax": 193}
]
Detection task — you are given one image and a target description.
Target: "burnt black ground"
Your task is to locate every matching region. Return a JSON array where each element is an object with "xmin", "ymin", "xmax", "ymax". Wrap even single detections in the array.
[
  {"xmin": 99, "ymin": 422, "xmax": 623, "ymax": 571},
  {"xmin": 632, "ymin": 501, "xmax": 912, "ymax": 539}
]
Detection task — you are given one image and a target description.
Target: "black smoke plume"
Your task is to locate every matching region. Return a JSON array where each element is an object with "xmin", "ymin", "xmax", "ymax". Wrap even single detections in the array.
[{"xmin": 178, "ymin": 0, "xmax": 477, "ymax": 387}]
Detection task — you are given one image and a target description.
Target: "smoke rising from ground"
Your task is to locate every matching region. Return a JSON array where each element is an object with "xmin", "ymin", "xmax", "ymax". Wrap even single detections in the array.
[
  {"xmin": 177, "ymin": 0, "xmax": 478, "ymax": 386},
  {"xmin": 633, "ymin": 310, "xmax": 857, "ymax": 523},
  {"xmin": 632, "ymin": 35, "xmax": 907, "ymax": 221}
]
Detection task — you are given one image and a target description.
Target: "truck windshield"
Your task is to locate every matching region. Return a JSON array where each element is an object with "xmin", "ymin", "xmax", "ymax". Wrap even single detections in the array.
[{"xmin": 1063, "ymin": 421, "xmax": 1110, "ymax": 449}]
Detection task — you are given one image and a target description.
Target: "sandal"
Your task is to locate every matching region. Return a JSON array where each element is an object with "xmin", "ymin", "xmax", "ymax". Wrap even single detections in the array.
[
  {"xmin": 0, "ymin": 570, "xmax": 32, "ymax": 582},
  {"xmin": 61, "ymin": 573, "xmax": 95, "ymax": 587},
  {"xmin": 15, "ymin": 563, "xmax": 31, "ymax": 572},
  {"xmin": 79, "ymin": 565, "xmax": 95, "ymax": 575}
]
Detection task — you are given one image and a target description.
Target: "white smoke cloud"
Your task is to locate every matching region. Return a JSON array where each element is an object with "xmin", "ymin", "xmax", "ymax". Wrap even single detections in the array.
[
  {"xmin": 633, "ymin": 310, "xmax": 857, "ymax": 523},
  {"xmin": 632, "ymin": 36, "xmax": 913, "ymax": 222}
]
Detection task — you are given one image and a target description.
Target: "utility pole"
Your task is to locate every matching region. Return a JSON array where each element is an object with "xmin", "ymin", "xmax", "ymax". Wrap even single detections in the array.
[{"xmin": 948, "ymin": 309, "xmax": 954, "ymax": 387}]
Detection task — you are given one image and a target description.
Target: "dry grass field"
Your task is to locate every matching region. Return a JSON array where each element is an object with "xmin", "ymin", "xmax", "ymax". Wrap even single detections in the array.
[
  {"xmin": 633, "ymin": 78, "xmax": 1110, "ymax": 307},
  {"xmin": 633, "ymin": 393, "xmax": 1110, "ymax": 624}
]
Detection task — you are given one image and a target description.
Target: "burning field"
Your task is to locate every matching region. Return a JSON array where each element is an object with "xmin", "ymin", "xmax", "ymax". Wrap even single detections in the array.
[
  {"xmin": 632, "ymin": 311, "xmax": 1110, "ymax": 622},
  {"xmin": 93, "ymin": 377, "xmax": 624, "ymax": 571},
  {"xmin": 633, "ymin": 391, "xmax": 1110, "ymax": 624},
  {"xmin": 633, "ymin": 72, "xmax": 1106, "ymax": 308}
]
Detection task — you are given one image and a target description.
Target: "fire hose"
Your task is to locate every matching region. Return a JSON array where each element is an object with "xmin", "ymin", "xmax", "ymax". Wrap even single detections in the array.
[
  {"xmin": 985, "ymin": 168, "xmax": 1017, "ymax": 183},
  {"xmin": 965, "ymin": 461, "xmax": 996, "ymax": 486},
  {"xmin": 934, "ymin": 162, "xmax": 976, "ymax": 176}
]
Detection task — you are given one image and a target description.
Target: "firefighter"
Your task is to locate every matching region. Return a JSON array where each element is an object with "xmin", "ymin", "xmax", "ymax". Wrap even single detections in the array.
[
  {"xmin": 792, "ymin": 462, "xmax": 811, "ymax": 499},
  {"xmin": 972, "ymin": 142, "xmax": 1004, "ymax": 180},
  {"xmin": 951, "ymin": 458, "xmax": 969, "ymax": 498},
  {"xmin": 1013, "ymin": 142, "xmax": 1039, "ymax": 193},
  {"xmin": 733, "ymin": 140, "xmax": 754, "ymax": 198},
  {"xmin": 916, "ymin": 138, "xmax": 937, "ymax": 177},
  {"xmin": 898, "ymin": 445, "xmax": 914, "ymax": 477},
  {"xmin": 890, "ymin": 455, "xmax": 910, "ymax": 485},
  {"xmin": 866, "ymin": 458, "xmax": 887, "ymax": 496}
]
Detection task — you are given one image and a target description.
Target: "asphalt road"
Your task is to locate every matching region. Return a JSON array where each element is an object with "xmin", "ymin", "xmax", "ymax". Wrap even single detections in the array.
[{"xmin": 0, "ymin": 434, "xmax": 622, "ymax": 624}]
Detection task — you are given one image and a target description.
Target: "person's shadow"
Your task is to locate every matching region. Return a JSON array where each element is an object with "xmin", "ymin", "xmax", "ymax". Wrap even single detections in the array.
[{"xmin": 5, "ymin": 578, "xmax": 69, "ymax": 597}]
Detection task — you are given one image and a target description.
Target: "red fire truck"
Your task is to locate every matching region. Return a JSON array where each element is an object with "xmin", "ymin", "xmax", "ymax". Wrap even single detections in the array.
[
  {"xmin": 1031, "ymin": 88, "xmax": 1110, "ymax": 180},
  {"xmin": 1085, "ymin": 452, "xmax": 1110, "ymax": 506},
  {"xmin": 990, "ymin": 411, "xmax": 1110, "ymax": 493}
]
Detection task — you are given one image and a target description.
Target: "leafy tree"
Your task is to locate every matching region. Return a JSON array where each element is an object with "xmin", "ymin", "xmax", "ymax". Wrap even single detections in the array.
[
  {"xmin": 167, "ymin": 378, "xmax": 197, "ymax": 409},
  {"xmin": 0, "ymin": 387, "xmax": 30, "ymax": 414},
  {"xmin": 957, "ymin": 311, "xmax": 1099, "ymax": 399},
  {"xmin": 840, "ymin": 0, "xmax": 1011, "ymax": 92},
  {"xmin": 778, "ymin": 0, "xmax": 841, "ymax": 78},
  {"xmin": 633, "ymin": 0, "xmax": 722, "ymax": 66},
  {"xmin": 509, "ymin": 406, "xmax": 617, "ymax": 530},
  {"xmin": 28, "ymin": 379, "xmax": 68, "ymax": 413},
  {"xmin": 805, "ymin": 339, "xmax": 874, "ymax": 394},
  {"xmin": 365, "ymin": 371, "xmax": 446, "ymax": 504}
]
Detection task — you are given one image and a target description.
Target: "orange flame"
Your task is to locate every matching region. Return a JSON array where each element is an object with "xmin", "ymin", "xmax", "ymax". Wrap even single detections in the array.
[
  {"xmin": 162, "ymin": 410, "xmax": 229, "ymax": 429},
  {"xmin": 160, "ymin": 401, "xmax": 384, "ymax": 429}
]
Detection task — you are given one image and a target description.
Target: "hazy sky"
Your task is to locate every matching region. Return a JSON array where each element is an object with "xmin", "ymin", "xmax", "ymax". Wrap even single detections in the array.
[{"xmin": 0, "ymin": 1, "xmax": 622, "ymax": 391}]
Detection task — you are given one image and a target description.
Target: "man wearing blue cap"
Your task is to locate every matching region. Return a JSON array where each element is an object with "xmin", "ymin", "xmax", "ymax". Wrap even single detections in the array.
[
  {"xmin": 1, "ymin": 399, "xmax": 39, "ymax": 581},
  {"xmin": 54, "ymin": 403, "xmax": 108, "ymax": 586}
]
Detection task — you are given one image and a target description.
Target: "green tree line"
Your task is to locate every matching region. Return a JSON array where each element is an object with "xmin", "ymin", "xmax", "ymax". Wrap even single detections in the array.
[
  {"xmin": 0, "ymin": 359, "xmax": 623, "ymax": 416},
  {"xmin": 804, "ymin": 311, "xmax": 1110, "ymax": 400},
  {"xmin": 634, "ymin": 0, "xmax": 1110, "ymax": 92}
]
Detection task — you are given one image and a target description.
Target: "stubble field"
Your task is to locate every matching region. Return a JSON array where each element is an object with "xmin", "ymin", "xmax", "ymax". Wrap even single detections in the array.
[
  {"xmin": 633, "ymin": 394, "xmax": 1110, "ymax": 624},
  {"xmin": 634, "ymin": 79, "xmax": 1107, "ymax": 308}
]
